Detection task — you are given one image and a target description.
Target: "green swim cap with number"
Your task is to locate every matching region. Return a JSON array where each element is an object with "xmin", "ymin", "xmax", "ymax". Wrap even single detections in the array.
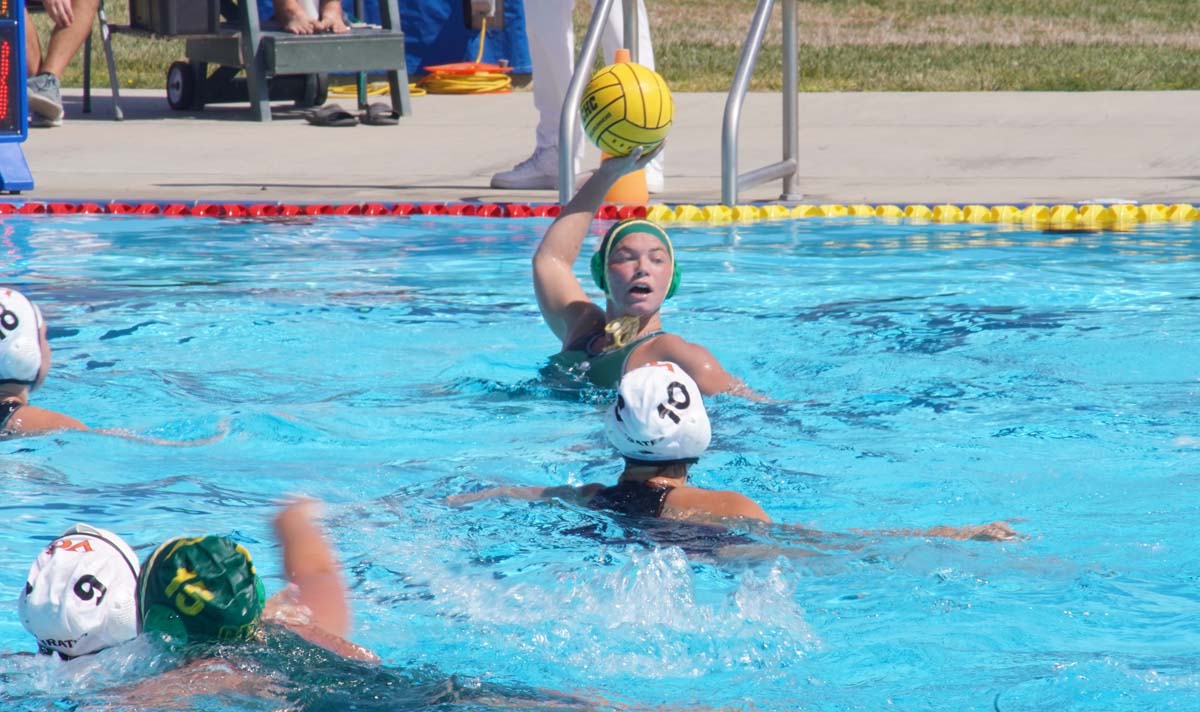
[{"xmin": 137, "ymin": 536, "xmax": 266, "ymax": 643}]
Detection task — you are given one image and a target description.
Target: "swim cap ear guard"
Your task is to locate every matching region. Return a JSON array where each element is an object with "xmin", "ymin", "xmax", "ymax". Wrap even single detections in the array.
[
  {"xmin": 137, "ymin": 536, "xmax": 266, "ymax": 645},
  {"xmin": 590, "ymin": 219, "xmax": 680, "ymax": 299}
]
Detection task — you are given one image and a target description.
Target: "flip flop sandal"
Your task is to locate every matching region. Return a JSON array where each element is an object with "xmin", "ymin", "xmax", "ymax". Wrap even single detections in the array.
[
  {"xmin": 361, "ymin": 102, "xmax": 400, "ymax": 126},
  {"xmin": 304, "ymin": 104, "xmax": 359, "ymax": 127}
]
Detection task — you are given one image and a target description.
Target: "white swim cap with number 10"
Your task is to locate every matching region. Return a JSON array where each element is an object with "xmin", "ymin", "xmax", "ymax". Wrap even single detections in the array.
[{"xmin": 604, "ymin": 361, "xmax": 711, "ymax": 462}]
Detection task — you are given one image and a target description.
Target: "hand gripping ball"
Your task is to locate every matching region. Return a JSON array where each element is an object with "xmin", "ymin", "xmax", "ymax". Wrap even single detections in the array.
[{"xmin": 581, "ymin": 62, "xmax": 673, "ymax": 157}]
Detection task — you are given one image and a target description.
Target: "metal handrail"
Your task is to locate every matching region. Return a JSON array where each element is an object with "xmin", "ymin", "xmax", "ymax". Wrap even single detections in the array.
[
  {"xmin": 558, "ymin": 0, "xmax": 639, "ymax": 204},
  {"xmin": 722, "ymin": 0, "xmax": 801, "ymax": 205}
]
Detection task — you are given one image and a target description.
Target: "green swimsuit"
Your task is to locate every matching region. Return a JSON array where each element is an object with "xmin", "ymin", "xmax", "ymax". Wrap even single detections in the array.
[
  {"xmin": 169, "ymin": 624, "xmax": 580, "ymax": 709},
  {"xmin": 546, "ymin": 330, "xmax": 663, "ymax": 388}
]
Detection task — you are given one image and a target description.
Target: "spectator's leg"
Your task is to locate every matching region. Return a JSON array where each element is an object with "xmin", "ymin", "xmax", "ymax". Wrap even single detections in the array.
[
  {"xmin": 493, "ymin": 0, "xmax": 660, "ymax": 191},
  {"xmin": 490, "ymin": 0, "xmax": 575, "ymax": 189},
  {"xmin": 38, "ymin": 0, "xmax": 100, "ymax": 78},
  {"xmin": 317, "ymin": 0, "xmax": 348, "ymax": 33},
  {"xmin": 274, "ymin": 0, "xmax": 324, "ymax": 34},
  {"xmin": 26, "ymin": 0, "xmax": 99, "ymax": 127},
  {"xmin": 274, "ymin": 0, "xmax": 316, "ymax": 33},
  {"xmin": 24, "ymin": 9, "xmax": 43, "ymax": 76},
  {"xmin": 528, "ymin": 0, "xmax": 576, "ymax": 164},
  {"xmin": 595, "ymin": 0, "xmax": 662, "ymax": 192},
  {"xmin": 603, "ymin": 0, "xmax": 654, "ymax": 69}
]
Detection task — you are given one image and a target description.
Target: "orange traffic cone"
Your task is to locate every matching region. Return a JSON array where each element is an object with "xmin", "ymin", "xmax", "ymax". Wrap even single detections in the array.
[{"xmin": 602, "ymin": 48, "xmax": 649, "ymax": 206}]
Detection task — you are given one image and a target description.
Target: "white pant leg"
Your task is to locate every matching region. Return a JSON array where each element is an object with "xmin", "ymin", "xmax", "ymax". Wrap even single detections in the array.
[
  {"xmin": 524, "ymin": 0, "xmax": 577, "ymax": 155},
  {"xmin": 598, "ymin": 0, "xmax": 654, "ymax": 69},
  {"xmin": 525, "ymin": 0, "xmax": 658, "ymax": 171},
  {"xmin": 595, "ymin": 0, "xmax": 663, "ymax": 182}
]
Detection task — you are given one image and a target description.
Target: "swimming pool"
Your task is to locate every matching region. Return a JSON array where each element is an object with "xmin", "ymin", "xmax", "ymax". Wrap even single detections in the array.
[{"xmin": 1, "ymin": 214, "xmax": 1198, "ymax": 710}]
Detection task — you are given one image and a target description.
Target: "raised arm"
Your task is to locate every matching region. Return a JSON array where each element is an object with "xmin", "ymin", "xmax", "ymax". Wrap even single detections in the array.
[
  {"xmin": 272, "ymin": 500, "xmax": 351, "ymax": 638},
  {"xmin": 532, "ymin": 147, "xmax": 660, "ymax": 343}
]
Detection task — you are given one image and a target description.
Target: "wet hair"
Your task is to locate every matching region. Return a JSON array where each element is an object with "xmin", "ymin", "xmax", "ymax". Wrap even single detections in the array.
[{"xmin": 621, "ymin": 458, "xmax": 693, "ymax": 479}]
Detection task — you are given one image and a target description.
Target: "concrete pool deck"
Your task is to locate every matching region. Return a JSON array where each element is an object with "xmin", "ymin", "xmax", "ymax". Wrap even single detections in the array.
[{"xmin": 18, "ymin": 88, "xmax": 1200, "ymax": 206}]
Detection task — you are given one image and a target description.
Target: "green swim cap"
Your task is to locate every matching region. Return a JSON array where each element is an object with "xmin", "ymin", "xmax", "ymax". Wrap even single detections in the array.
[
  {"xmin": 137, "ymin": 536, "xmax": 266, "ymax": 644},
  {"xmin": 590, "ymin": 219, "xmax": 680, "ymax": 299}
]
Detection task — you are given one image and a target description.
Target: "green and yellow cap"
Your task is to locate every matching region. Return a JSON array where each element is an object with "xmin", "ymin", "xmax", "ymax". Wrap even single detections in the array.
[
  {"xmin": 590, "ymin": 219, "xmax": 680, "ymax": 299},
  {"xmin": 136, "ymin": 536, "xmax": 266, "ymax": 644}
]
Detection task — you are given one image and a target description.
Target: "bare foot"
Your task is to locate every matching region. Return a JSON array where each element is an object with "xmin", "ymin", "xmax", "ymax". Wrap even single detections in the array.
[
  {"xmin": 279, "ymin": 9, "xmax": 320, "ymax": 34},
  {"xmin": 319, "ymin": 10, "xmax": 350, "ymax": 33}
]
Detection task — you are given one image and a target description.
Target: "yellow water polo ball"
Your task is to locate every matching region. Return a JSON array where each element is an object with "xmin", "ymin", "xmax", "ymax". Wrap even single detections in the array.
[{"xmin": 580, "ymin": 62, "xmax": 673, "ymax": 157}]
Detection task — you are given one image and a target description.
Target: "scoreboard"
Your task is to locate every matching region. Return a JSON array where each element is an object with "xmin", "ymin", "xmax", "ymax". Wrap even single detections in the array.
[
  {"xmin": 0, "ymin": 0, "xmax": 30, "ymax": 191},
  {"xmin": 0, "ymin": 0, "xmax": 25, "ymax": 140}
]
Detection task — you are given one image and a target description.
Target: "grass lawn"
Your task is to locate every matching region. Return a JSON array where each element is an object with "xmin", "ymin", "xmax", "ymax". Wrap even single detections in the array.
[{"xmin": 32, "ymin": 0, "xmax": 1200, "ymax": 92}]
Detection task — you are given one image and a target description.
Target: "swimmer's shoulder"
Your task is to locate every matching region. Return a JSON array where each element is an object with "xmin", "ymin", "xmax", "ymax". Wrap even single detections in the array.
[
  {"xmin": 638, "ymin": 332, "xmax": 720, "ymax": 364},
  {"xmin": 662, "ymin": 487, "xmax": 772, "ymax": 524},
  {"xmin": 1, "ymin": 405, "xmax": 87, "ymax": 435},
  {"xmin": 632, "ymin": 335, "xmax": 734, "ymax": 395}
]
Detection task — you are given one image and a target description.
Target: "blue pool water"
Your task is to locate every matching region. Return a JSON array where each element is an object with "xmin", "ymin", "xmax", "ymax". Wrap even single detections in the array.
[{"xmin": 1, "ymin": 215, "xmax": 1198, "ymax": 710}]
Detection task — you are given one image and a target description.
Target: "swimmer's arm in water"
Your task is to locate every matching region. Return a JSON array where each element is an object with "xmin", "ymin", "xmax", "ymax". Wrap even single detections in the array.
[
  {"xmin": 785, "ymin": 520, "xmax": 1022, "ymax": 544},
  {"xmin": 95, "ymin": 419, "xmax": 231, "ymax": 447},
  {"xmin": 723, "ymin": 378, "xmax": 769, "ymax": 401},
  {"xmin": 533, "ymin": 146, "xmax": 661, "ymax": 343},
  {"xmin": 865, "ymin": 521, "xmax": 1022, "ymax": 542},
  {"xmin": 106, "ymin": 659, "xmax": 287, "ymax": 709},
  {"xmin": 716, "ymin": 520, "xmax": 1022, "ymax": 562},
  {"xmin": 4, "ymin": 405, "xmax": 229, "ymax": 446},
  {"xmin": 447, "ymin": 484, "xmax": 605, "ymax": 507}
]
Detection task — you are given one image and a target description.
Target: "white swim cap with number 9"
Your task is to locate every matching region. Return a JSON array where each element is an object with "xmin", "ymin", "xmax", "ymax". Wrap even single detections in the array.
[
  {"xmin": 604, "ymin": 361, "xmax": 711, "ymax": 462},
  {"xmin": 18, "ymin": 524, "xmax": 141, "ymax": 658}
]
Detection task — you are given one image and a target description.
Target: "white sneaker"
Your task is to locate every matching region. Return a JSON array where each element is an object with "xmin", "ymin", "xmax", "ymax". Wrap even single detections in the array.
[{"xmin": 491, "ymin": 146, "xmax": 559, "ymax": 190}]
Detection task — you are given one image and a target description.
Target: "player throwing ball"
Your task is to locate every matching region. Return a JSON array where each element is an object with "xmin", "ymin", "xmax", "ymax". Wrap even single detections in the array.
[{"xmin": 534, "ymin": 149, "xmax": 755, "ymax": 396}]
